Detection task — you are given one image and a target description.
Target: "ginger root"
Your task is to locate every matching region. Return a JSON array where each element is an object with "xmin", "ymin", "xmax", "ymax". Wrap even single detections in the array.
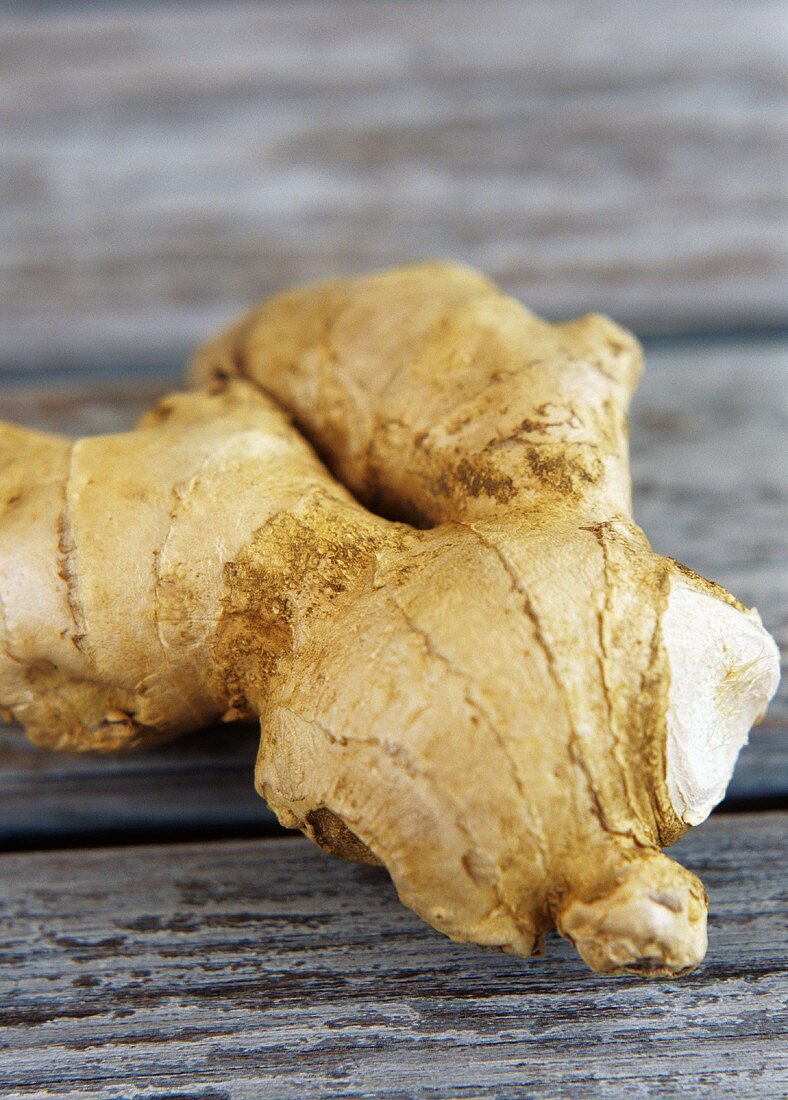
[{"xmin": 0, "ymin": 263, "xmax": 779, "ymax": 976}]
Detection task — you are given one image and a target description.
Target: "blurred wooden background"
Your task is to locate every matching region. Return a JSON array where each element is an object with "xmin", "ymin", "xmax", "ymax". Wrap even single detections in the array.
[
  {"xmin": 1, "ymin": 0, "xmax": 786, "ymax": 376},
  {"xmin": 0, "ymin": 4, "xmax": 786, "ymax": 1095}
]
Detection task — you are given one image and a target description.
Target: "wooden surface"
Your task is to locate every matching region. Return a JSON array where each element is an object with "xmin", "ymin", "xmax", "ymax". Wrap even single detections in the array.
[
  {"xmin": 1, "ymin": 0, "xmax": 787, "ymax": 376},
  {"xmin": 0, "ymin": 813, "xmax": 786, "ymax": 1099},
  {"xmin": 1, "ymin": 335, "xmax": 785, "ymax": 843},
  {"xmin": 1, "ymin": 1, "xmax": 786, "ymax": 1093}
]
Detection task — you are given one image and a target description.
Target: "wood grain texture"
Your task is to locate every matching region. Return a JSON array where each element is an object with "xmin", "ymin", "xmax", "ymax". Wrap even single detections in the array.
[
  {"xmin": 0, "ymin": 813, "xmax": 785, "ymax": 1099},
  {"xmin": 0, "ymin": 722, "xmax": 270, "ymax": 847},
  {"xmin": 0, "ymin": 335, "xmax": 784, "ymax": 842},
  {"xmin": 1, "ymin": 0, "xmax": 786, "ymax": 376}
]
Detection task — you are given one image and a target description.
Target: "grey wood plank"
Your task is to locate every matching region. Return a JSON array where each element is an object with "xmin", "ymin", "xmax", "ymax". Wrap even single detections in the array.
[
  {"xmin": 0, "ymin": 335, "xmax": 785, "ymax": 843},
  {"xmin": 0, "ymin": 722, "xmax": 271, "ymax": 847},
  {"xmin": 1, "ymin": 0, "xmax": 786, "ymax": 376},
  {"xmin": 0, "ymin": 813, "xmax": 785, "ymax": 1098}
]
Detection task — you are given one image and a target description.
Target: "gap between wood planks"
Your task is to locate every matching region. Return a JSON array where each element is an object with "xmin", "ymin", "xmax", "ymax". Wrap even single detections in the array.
[
  {"xmin": 2, "ymin": 327, "xmax": 788, "ymax": 387},
  {"xmin": 1, "ymin": 797, "xmax": 785, "ymax": 856}
]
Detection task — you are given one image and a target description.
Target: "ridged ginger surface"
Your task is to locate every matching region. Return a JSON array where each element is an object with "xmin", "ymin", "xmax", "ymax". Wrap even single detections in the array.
[{"xmin": 0, "ymin": 264, "xmax": 779, "ymax": 975}]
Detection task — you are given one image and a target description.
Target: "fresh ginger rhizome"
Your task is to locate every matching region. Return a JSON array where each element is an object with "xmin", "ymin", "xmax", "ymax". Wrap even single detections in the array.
[{"xmin": 0, "ymin": 265, "xmax": 779, "ymax": 975}]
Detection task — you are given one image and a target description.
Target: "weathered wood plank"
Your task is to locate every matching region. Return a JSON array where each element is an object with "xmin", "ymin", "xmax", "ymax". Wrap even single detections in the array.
[
  {"xmin": 1, "ymin": 0, "xmax": 786, "ymax": 375},
  {"xmin": 0, "ymin": 813, "xmax": 785, "ymax": 1098},
  {"xmin": 0, "ymin": 722, "xmax": 270, "ymax": 847},
  {"xmin": 0, "ymin": 336, "xmax": 784, "ymax": 842}
]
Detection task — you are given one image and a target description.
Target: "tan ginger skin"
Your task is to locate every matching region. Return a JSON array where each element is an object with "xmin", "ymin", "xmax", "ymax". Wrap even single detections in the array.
[{"xmin": 0, "ymin": 264, "xmax": 780, "ymax": 976}]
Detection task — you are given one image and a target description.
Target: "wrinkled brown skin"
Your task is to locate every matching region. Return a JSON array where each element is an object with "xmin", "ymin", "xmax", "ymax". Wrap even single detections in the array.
[{"xmin": 0, "ymin": 263, "xmax": 771, "ymax": 975}]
